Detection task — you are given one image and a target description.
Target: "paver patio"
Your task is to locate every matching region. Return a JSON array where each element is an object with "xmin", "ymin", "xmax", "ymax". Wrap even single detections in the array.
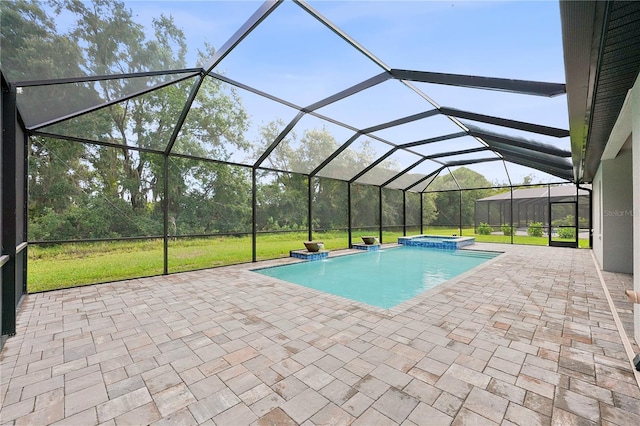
[{"xmin": 1, "ymin": 244, "xmax": 639, "ymax": 425}]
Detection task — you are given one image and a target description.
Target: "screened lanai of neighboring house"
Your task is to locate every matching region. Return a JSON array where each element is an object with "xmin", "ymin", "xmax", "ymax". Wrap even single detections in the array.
[{"xmin": 473, "ymin": 186, "xmax": 590, "ymax": 235}]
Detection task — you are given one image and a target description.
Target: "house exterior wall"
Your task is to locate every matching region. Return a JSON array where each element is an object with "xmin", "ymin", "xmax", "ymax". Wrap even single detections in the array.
[
  {"xmin": 599, "ymin": 148, "xmax": 633, "ymax": 274},
  {"xmin": 632, "ymin": 74, "xmax": 640, "ymax": 345},
  {"xmin": 594, "ymin": 73, "xmax": 639, "ymax": 343}
]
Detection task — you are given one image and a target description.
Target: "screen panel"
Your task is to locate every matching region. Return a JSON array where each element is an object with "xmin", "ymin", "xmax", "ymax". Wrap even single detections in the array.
[
  {"xmin": 317, "ymin": 80, "xmax": 432, "ymax": 131},
  {"xmin": 172, "ymin": 76, "xmax": 300, "ymax": 165},
  {"xmin": 317, "ymin": 136, "xmax": 394, "ymax": 181},
  {"xmin": 355, "ymin": 150, "xmax": 422, "ymax": 186},
  {"xmin": 265, "ymin": 114, "xmax": 356, "ymax": 174},
  {"xmin": 39, "ymin": 77, "xmax": 197, "ymax": 152},
  {"xmin": 213, "ymin": 0, "xmax": 382, "ymax": 107},
  {"xmin": 28, "ymin": 137, "xmax": 164, "ymax": 241}
]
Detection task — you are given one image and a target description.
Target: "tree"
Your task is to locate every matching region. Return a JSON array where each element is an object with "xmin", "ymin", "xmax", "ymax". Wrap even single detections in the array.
[
  {"xmin": 168, "ymin": 158, "xmax": 252, "ymax": 235},
  {"xmin": 351, "ymin": 183, "xmax": 379, "ymax": 230},
  {"xmin": 252, "ymin": 123, "xmax": 402, "ymax": 232},
  {"xmin": 252, "ymin": 122, "xmax": 412, "ymax": 232},
  {"xmin": 47, "ymin": 0, "xmax": 187, "ymax": 211},
  {"xmin": 6, "ymin": 0, "xmax": 250, "ymax": 240},
  {"xmin": 253, "ymin": 120, "xmax": 308, "ymax": 231},
  {"xmin": 312, "ymin": 176, "xmax": 348, "ymax": 232},
  {"xmin": 0, "ymin": 0, "xmax": 83, "ymax": 82},
  {"xmin": 382, "ymin": 188, "xmax": 403, "ymax": 227},
  {"xmin": 427, "ymin": 167, "xmax": 494, "ymax": 227}
]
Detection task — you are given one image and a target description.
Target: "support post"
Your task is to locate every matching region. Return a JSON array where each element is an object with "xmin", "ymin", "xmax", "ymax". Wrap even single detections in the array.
[
  {"xmin": 588, "ymin": 187, "xmax": 593, "ymax": 248},
  {"xmin": 575, "ymin": 184, "xmax": 579, "ymax": 247},
  {"xmin": 510, "ymin": 186, "xmax": 514, "ymax": 244},
  {"xmin": 252, "ymin": 169, "xmax": 257, "ymax": 262},
  {"xmin": 308, "ymin": 176, "xmax": 313, "ymax": 242},
  {"xmin": 379, "ymin": 187, "xmax": 383, "ymax": 243},
  {"xmin": 1, "ymin": 82, "xmax": 18, "ymax": 338},
  {"xmin": 347, "ymin": 183, "xmax": 352, "ymax": 248},
  {"xmin": 420, "ymin": 193, "xmax": 424, "ymax": 234},
  {"xmin": 547, "ymin": 184, "xmax": 552, "ymax": 246},
  {"xmin": 163, "ymin": 155, "xmax": 169, "ymax": 275},
  {"xmin": 403, "ymin": 191, "xmax": 407, "ymax": 236},
  {"xmin": 459, "ymin": 190, "xmax": 463, "ymax": 236}
]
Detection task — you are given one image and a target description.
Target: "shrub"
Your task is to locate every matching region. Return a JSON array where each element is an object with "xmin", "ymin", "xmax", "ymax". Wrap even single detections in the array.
[
  {"xmin": 552, "ymin": 214, "xmax": 589, "ymax": 229},
  {"xmin": 501, "ymin": 224, "xmax": 513, "ymax": 236},
  {"xmin": 558, "ymin": 227, "xmax": 576, "ymax": 239},
  {"xmin": 477, "ymin": 222, "xmax": 493, "ymax": 235},
  {"xmin": 527, "ymin": 222, "xmax": 544, "ymax": 237}
]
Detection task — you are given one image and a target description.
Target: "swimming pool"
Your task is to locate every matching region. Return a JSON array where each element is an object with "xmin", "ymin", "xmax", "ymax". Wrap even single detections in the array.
[{"xmin": 254, "ymin": 246, "xmax": 499, "ymax": 309}]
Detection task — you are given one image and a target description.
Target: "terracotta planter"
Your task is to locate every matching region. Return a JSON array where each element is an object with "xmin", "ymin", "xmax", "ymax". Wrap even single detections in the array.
[
  {"xmin": 303, "ymin": 241, "xmax": 323, "ymax": 252},
  {"xmin": 361, "ymin": 236, "xmax": 376, "ymax": 245}
]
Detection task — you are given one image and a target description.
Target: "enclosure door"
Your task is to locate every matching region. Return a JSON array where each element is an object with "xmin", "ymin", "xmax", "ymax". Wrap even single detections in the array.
[{"xmin": 549, "ymin": 201, "xmax": 578, "ymax": 248}]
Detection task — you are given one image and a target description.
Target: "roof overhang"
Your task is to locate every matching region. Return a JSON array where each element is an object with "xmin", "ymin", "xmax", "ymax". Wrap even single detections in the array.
[{"xmin": 561, "ymin": 0, "xmax": 640, "ymax": 183}]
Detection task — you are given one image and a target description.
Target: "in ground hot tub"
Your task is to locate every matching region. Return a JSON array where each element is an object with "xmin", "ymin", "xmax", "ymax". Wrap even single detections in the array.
[{"xmin": 398, "ymin": 234, "xmax": 475, "ymax": 250}]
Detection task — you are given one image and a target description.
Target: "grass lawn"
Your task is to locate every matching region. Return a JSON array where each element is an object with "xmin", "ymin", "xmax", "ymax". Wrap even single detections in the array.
[
  {"xmin": 28, "ymin": 232, "xmax": 351, "ymax": 292},
  {"xmin": 28, "ymin": 229, "xmax": 591, "ymax": 293},
  {"xmin": 28, "ymin": 239, "xmax": 165, "ymax": 293}
]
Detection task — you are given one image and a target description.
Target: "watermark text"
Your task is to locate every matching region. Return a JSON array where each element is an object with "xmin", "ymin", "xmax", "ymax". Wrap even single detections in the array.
[{"xmin": 603, "ymin": 209, "xmax": 638, "ymax": 217}]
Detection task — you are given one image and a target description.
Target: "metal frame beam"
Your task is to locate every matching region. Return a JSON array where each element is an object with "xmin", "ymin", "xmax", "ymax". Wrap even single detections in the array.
[
  {"xmin": 360, "ymin": 109, "xmax": 439, "ymax": 134},
  {"xmin": 493, "ymin": 145, "xmax": 573, "ymax": 171},
  {"xmin": 500, "ymin": 154, "xmax": 573, "ymax": 181},
  {"xmin": 422, "ymin": 146, "xmax": 491, "ymax": 161},
  {"xmin": 442, "ymin": 157, "xmax": 501, "ymax": 168},
  {"xmin": 305, "ymin": 72, "xmax": 391, "ymax": 112},
  {"xmin": 209, "ymin": 72, "xmax": 363, "ymax": 135},
  {"xmin": 14, "ymin": 69, "xmax": 201, "ymax": 88},
  {"xmin": 30, "ymin": 131, "xmax": 163, "ymax": 155},
  {"xmin": 468, "ymin": 129, "xmax": 571, "ymax": 157},
  {"xmin": 209, "ymin": 72, "xmax": 302, "ymax": 111},
  {"xmin": 441, "ymin": 107, "xmax": 570, "ymax": 138},
  {"xmin": 28, "ymin": 73, "xmax": 196, "ymax": 131},
  {"xmin": 165, "ymin": 76, "xmax": 205, "ymax": 155},
  {"xmin": 398, "ymin": 132, "xmax": 467, "ymax": 148},
  {"xmin": 390, "ymin": 69, "xmax": 566, "ymax": 97}
]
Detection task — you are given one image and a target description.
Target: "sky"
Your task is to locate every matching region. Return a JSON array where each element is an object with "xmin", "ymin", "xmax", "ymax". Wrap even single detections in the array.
[{"xmin": 38, "ymin": 0, "xmax": 570, "ymax": 186}]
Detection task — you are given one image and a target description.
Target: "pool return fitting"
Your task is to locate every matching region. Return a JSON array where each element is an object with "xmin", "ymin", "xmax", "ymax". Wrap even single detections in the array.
[
  {"xmin": 623, "ymin": 290, "xmax": 640, "ymax": 371},
  {"xmin": 624, "ymin": 290, "xmax": 640, "ymax": 304}
]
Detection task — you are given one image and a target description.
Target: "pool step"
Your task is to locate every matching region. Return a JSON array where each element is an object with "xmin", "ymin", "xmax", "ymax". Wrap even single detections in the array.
[{"xmin": 453, "ymin": 250, "xmax": 500, "ymax": 259}]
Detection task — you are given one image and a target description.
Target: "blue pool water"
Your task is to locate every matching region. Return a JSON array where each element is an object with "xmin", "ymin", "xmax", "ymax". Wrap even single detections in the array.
[{"xmin": 254, "ymin": 246, "xmax": 499, "ymax": 309}]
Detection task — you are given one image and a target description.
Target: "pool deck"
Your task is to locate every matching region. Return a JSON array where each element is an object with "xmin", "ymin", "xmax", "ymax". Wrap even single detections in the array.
[{"xmin": 1, "ymin": 244, "xmax": 639, "ymax": 425}]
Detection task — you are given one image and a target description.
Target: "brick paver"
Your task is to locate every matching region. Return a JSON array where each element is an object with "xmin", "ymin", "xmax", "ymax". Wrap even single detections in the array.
[{"xmin": 1, "ymin": 244, "xmax": 639, "ymax": 424}]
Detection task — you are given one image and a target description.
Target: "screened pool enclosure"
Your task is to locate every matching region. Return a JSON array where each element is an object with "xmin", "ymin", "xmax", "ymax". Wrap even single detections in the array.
[{"xmin": 1, "ymin": 0, "xmax": 587, "ymax": 312}]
